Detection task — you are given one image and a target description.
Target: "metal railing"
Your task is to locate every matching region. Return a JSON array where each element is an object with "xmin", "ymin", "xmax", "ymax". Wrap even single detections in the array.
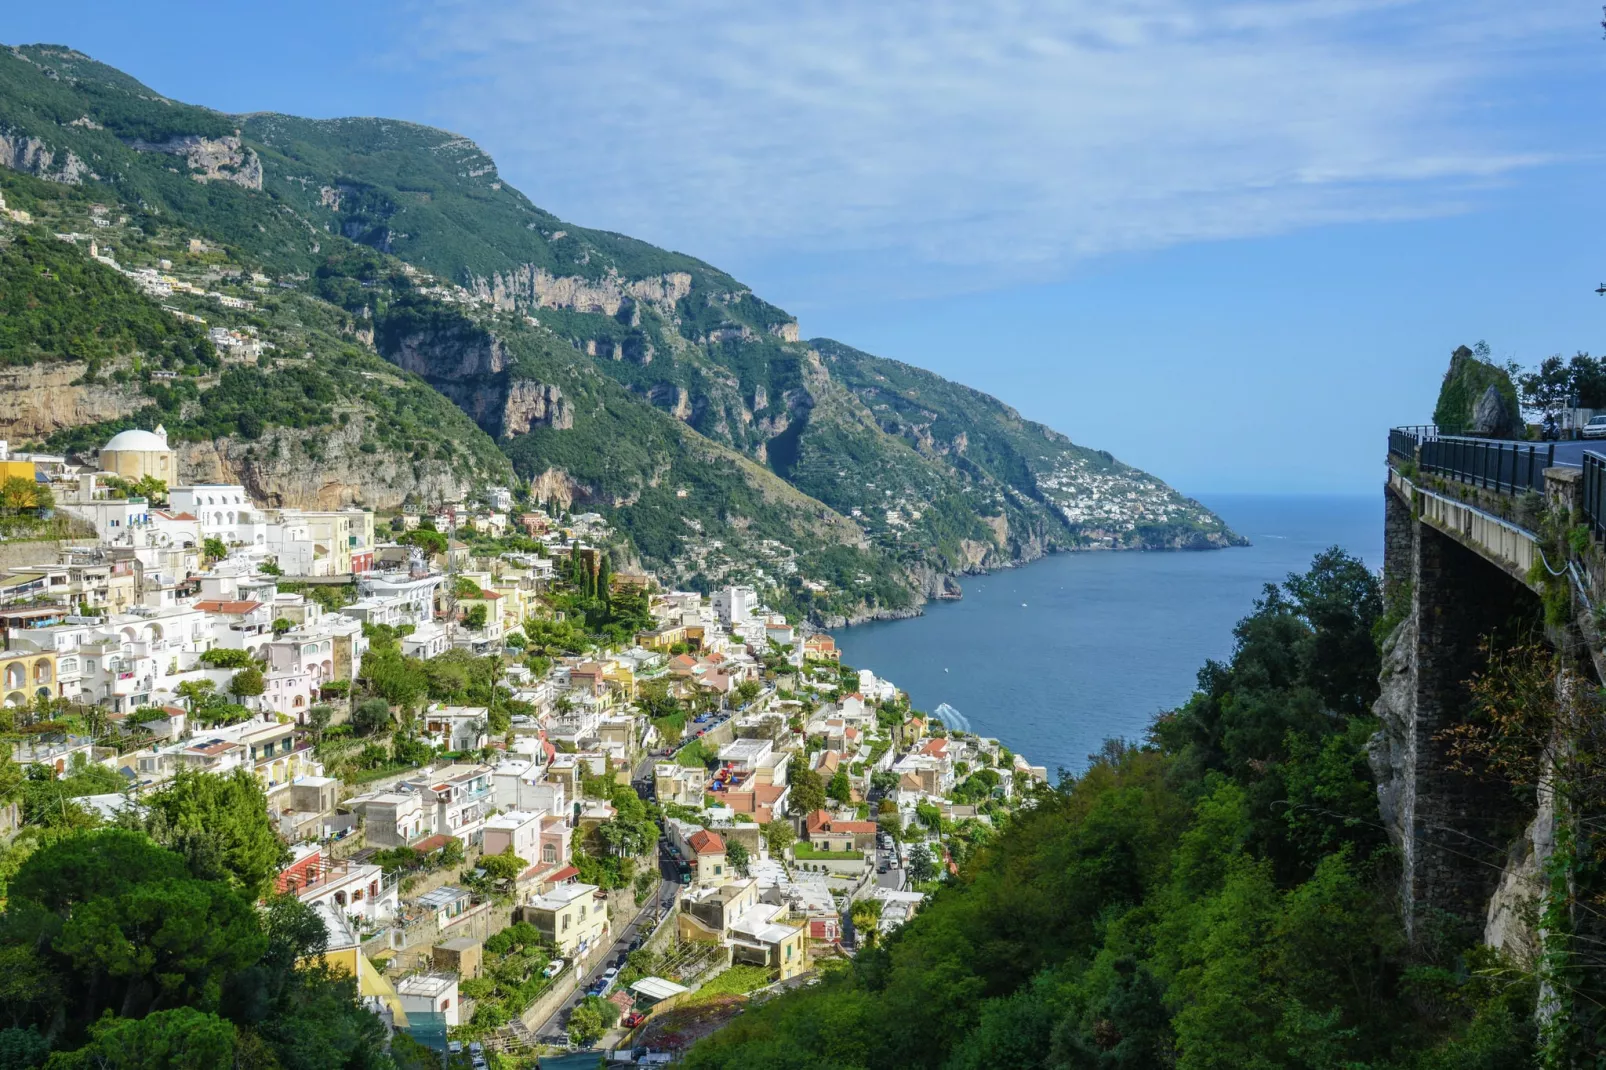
[
  {"xmin": 1389, "ymin": 426, "xmax": 1434, "ymax": 460},
  {"xmin": 1584, "ymin": 452, "xmax": 1606, "ymax": 543},
  {"xmin": 1418, "ymin": 436, "xmax": 1554, "ymax": 495}
]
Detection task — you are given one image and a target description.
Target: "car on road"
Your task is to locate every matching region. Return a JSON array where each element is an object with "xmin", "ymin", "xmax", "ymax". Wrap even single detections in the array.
[
  {"xmin": 877, "ymin": 861, "xmax": 889, "ymax": 873},
  {"xmin": 1586, "ymin": 415, "xmax": 1606, "ymax": 439}
]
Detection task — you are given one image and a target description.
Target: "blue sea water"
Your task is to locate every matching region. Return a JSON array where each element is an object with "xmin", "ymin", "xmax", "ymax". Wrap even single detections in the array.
[{"xmin": 836, "ymin": 494, "xmax": 1383, "ymax": 777}]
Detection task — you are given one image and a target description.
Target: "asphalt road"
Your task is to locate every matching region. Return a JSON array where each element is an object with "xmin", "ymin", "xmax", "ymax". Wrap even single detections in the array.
[
  {"xmin": 1466, "ymin": 437, "xmax": 1599, "ymax": 466},
  {"xmin": 533, "ymin": 846, "xmax": 682, "ymax": 1043}
]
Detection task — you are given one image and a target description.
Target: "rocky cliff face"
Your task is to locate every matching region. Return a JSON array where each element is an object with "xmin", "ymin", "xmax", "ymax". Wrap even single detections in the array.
[
  {"xmin": 468, "ymin": 266, "xmax": 692, "ymax": 318},
  {"xmin": 386, "ymin": 326, "xmax": 507, "ymax": 380},
  {"xmin": 0, "ymin": 130, "xmax": 88, "ymax": 183},
  {"xmin": 0, "ymin": 362, "xmax": 147, "ymax": 439},
  {"xmin": 502, "ymin": 381, "xmax": 572, "ymax": 434},
  {"xmin": 127, "ymin": 134, "xmax": 262, "ymax": 189},
  {"xmin": 177, "ymin": 418, "xmax": 476, "ymax": 510}
]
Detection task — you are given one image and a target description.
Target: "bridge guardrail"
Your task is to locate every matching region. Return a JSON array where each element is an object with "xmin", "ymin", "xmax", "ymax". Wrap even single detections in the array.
[
  {"xmin": 1416, "ymin": 435, "xmax": 1554, "ymax": 495},
  {"xmin": 1584, "ymin": 452, "xmax": 1606, "ymax": 543},
  {"xmin": 1389, "ymin": 425, "xmax": 1435, "ymax": 461}
]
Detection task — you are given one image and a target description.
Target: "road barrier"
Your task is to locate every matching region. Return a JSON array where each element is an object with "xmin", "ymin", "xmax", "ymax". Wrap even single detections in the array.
[
  {"xmin": 1584, "ymin": 452, "xmax": 1606, "ymax": 543},
  {"xmin": 1408, "ymin": 434, "xmax": 1554, "ymax": 495}
]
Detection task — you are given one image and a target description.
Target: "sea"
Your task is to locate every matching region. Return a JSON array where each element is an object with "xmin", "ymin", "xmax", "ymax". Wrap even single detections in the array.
[{"xmin": 836, "ymin": 494, "xmax": 1384, "ymax": 777}]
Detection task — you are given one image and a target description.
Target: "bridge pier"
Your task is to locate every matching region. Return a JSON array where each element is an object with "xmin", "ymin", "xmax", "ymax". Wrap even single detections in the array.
[{"xmin": 1374, "ymin": 484, "xmax": 1539, "ymax": 943}]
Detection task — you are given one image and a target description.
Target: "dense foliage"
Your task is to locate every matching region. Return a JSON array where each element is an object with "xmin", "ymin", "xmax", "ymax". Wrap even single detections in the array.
[
  {"xmin": 686, "ymin": 550, "xmax": 1535, "ymax": 1069},
  {"xmin": 0, "ymin": 230, "xmax": 215, "ymax": 370},
  {"xmin": 0, "ymin": 823, "xmax": 390, "ymax": 1068}
]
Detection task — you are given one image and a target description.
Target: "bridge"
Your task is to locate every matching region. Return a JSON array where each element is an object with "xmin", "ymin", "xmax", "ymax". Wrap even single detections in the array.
[{"xmin": 1380, "ymin": 427, "xmax": 1606, "ymax": 948}]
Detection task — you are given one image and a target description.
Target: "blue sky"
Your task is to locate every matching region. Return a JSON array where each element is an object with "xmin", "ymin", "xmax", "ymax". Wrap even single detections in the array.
[{"xmin": 8, "ymin": 1, "xmax": 1605, "ymax": 493}]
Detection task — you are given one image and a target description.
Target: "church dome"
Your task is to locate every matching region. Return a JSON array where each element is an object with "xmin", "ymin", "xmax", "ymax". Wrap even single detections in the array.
[{"xmin": 102, "ymin": 427, "xmax": 170, "ymax": 452}]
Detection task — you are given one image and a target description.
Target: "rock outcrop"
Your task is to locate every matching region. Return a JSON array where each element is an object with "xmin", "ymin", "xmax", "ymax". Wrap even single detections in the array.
[
  {"xmin": 468, "ymin": 266, "xmax": 692, "ymax": 318},
  {"xmin": 177, "ymin": 420, "xmax": 477, "ymax": 510},
  {"xmin": 501, "ymin": 381, "xmax": 572, "ymax": 435},
  {"xmin": 1471, "ymin": 384, "xmax": 1520, "ymax": 438},
  {"xmin": 0, "ymin": 131, "xmax": 88, "ymax": 183},
  {"xmin": 1433, "ymin": 344, "xmax": 1522, "ymax": 437},
  {"xmin": 0, "ymin": 362, "xmax": 147, "ymax": 439},
  {"xmin": 127, "ymin": 134, "xmax": 262, "ymax": 189}
]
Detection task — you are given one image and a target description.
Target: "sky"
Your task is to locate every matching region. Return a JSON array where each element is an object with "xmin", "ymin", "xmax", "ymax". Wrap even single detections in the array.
[{"xmin": 7, "ymin": 1, "xmax": 1606, "ymax": 494}]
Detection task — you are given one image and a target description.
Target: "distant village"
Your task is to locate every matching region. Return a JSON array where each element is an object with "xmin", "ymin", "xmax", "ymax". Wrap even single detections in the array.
[{"xmin": 0, "ymin": 420, "xmax": 1049, "ymax": 1060}]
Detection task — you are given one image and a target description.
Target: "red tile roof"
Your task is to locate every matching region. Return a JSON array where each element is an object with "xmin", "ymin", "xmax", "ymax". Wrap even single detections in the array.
[
  {"xmin": 412, "ymin": 834, "xmax": 458, "ymax": 855},
  {"xmin": 193, "ymin": 599, "xmax": 263, "ymax": 615},
  {"xmin": 687, "ymin": 829, "xmax": 726, "ymax": 856}
]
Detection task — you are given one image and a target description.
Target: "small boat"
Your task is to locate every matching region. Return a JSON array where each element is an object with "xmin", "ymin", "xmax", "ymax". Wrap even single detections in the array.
[
  {"xmin": 943, "ymin": 667, "xmax": 949, "ymax": 673},
  {"xmin": 1021, "ymin": 602, "xmax": 1028, "ymax": 607}
]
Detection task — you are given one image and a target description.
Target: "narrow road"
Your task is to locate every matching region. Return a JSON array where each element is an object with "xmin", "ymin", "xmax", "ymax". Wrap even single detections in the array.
[{"xmin": 533, "ymin": 867, "xmax": 681, "ymax": 1044}]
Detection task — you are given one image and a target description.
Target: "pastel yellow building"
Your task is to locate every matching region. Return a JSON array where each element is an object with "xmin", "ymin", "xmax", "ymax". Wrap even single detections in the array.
[
  {"xmin": 98, "ymin": 426, "xmax": 176, "ymax": 483},
  {"xmin": 0, "ymin": 651, "xmax": 57, "ymax": 707}
]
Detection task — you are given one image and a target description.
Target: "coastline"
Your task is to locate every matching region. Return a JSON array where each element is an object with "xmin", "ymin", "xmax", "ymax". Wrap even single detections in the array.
[{"xmin": 815, "ymin": 532, "xmax": 1250, "ymax": 629}]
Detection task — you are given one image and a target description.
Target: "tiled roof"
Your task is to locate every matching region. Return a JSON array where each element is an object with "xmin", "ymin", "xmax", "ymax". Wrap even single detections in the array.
[
  {"xmin": 193, "ymin": 599, "xmax": 263, "ymax": 614},
  {"xmin": 687, "ymin": 829, "xmax": 726, "ymax": 855}
]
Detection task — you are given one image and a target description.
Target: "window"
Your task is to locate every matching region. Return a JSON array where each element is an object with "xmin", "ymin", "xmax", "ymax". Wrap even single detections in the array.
[
  {"xmin": 543, "ymin": 844, "xmax": 557, "ymax": 864},
  {"xmin": 714, "ymin": 865, "xmax": 722, "ymax": 875},
  {"xmin": 561, "ymin": 915, "xmax": 570, "ymax": 932},
  {"xmin": 579, "ymin": 905, "xmax": 586, "ymax": 919}
]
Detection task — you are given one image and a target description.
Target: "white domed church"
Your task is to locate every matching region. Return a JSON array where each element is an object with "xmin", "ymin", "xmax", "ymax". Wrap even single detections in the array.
[{"xmin": 98, "ymin": 425, "xmax": 176, "ymax": 483}]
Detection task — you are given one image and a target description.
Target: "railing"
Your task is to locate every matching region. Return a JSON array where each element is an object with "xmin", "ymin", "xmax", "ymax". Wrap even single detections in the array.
[
  {"xmin": 1585, "ymin": 452, "xmax": 1606, "ymax": 543},
  {"xmin": 1418, "ymin": 436, "xmax": 1554, "ymax": 495},
  {"xmin": 1389, "ymin": 425, "xmax": 1436, "ymax": 461}
]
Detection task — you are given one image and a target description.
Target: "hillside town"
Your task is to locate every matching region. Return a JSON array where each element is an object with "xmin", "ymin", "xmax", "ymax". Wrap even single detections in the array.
[{"xmin": 0, "ymin": 423, "xmax": 1049, "ymax": 1066}]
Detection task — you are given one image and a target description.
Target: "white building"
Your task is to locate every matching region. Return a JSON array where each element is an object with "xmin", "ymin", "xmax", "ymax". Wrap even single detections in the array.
[{"xmin": 712, "ymin": 586, "xmax": 757, "ymax": 626}]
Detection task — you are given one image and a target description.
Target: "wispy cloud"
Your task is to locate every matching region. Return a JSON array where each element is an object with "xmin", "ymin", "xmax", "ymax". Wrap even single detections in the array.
[{"xmin": 400, "ymin": 0, "xmax": 1580, "ymax": 295}]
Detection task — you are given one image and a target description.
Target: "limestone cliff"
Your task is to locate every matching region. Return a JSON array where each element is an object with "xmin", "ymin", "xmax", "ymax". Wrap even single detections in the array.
[
  {"xmin": 0, "ymin": 363, "xmax": 147, "ymax": 440},
  {"xmin": 127, "ymin": 134, "xmax": 262, "ymax": 189},
  {"xmin": 502, "ymin": 381, "xmax": 572, "ymax": 434},
  {"xmin": 0, "ymin": 130, "xmax": 88, "ymax": 183},
  {"xmin": 178, "ymin": 417, "xmax": 478, "ymax": 510},
  {"xmin": 468, "ymin": 266, "xmax": 692, "ymax": 318}
]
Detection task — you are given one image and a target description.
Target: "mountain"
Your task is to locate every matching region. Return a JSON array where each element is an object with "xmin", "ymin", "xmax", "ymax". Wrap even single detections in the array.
[{"xmin": 0, "ymin": 43, "xmax": 1242, "ymax": 619}]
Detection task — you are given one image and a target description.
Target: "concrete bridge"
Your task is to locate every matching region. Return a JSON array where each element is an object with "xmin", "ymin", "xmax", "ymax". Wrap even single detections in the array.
[{"xmin": 1377, "ymin": 434, "xmax": 1597, "ymax": 948}]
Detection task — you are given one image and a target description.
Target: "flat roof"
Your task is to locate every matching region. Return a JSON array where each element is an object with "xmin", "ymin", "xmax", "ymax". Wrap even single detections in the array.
[{"xmin": 630, "ymin": 977, "xmax": 690, "ymax": 1001}]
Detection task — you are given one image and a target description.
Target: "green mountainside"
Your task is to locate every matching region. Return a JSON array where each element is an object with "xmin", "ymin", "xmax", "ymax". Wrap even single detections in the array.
[{"xmin": 0, "ymin": 42, "xmax": 1241, "ymax": 618}]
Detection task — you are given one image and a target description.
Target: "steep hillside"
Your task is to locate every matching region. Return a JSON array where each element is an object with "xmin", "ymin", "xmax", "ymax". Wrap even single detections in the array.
[{"xmin": 0, "ymin": 42, "xmax": 1241, "ymax": 618}]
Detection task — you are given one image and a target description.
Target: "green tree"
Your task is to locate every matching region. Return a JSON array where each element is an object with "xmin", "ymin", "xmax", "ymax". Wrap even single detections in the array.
[
  {"xmin": 202, "ymin": 537, "xmax": 227, "ymax": 563},
  {"xmin": 790, "ymin": 766, "xmax": 826, "ymax": 816},
  {"xmin": 197, "ymin": 648, "xmax": 254, "ymax": 670},
  {"xmin": 826, "ymin": 769, "xmax": 852, "ymax": 807},
  {"xmin": 229, "ymin": 666, "xmax": 265, "ymax": 699},
  {"xmin": 271, "ymin": 617, "xmax": 295, "ymax": 637},
  {"xmin": 174, "ymin": 679, "xmax": 216, "ymax": 714},
  {"xmin": 142, "ymin": 768, "xmax": 289, "ymax": 898},
  {"xmin": 47, "ymin": 1007, "xmax": 235, "ymax": 1069},
  {"xmin": 727, "ymin": 840, "xmax": 750, "ymax": 875},
  {"xmin": 907, "ymin": 843, "xmax": 937, "ymax": 884},
  {"xmin": 761, "ymin": 821, "xmax": 795, "ymax": 857},
  {"xmin": 351, "ymin": 698, "xmax": 392, "ymax": 736}
]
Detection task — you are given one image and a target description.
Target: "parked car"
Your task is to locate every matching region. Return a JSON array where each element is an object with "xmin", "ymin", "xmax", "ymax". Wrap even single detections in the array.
[
  {"xmin": 600, "ymin": 966, "xmax": 620, "ymax": 988},
  {"xmin": 1585, "ymin": 415, "xmax": 1606, "ymax": 439},
  {"xmin": 469, "ymin": 1042, "xmax": 483, "ymax": 1056},
  {"xmin": 877, "ymin": 861, "xmax": 889, "ymax": 873},
  {"xmin": 623, "ymin": 1011, "xmax": 645, "ymax": 1028},
  {"xmin": 543, "ymin": 958, "xmax": 566, "ymax": 978},
  {"xmin": 448, "ymin": 1041, "xmax": 462, "ymax": 1055}
]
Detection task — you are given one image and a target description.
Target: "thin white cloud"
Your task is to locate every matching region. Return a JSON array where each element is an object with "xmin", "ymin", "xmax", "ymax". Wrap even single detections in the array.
[{"xmin": 399, "ymin": 0, "xmax": 1582, "ymax": 293}]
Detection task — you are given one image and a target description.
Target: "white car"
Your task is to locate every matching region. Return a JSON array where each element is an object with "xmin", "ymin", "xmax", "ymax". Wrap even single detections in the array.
[
  {"xmin": 1585, "ymin": 415, "xmax": 1606, "ymax": 439},
  {"xmin": 543, "ymin": 958, "xmax": 566, "ymax": 979}
]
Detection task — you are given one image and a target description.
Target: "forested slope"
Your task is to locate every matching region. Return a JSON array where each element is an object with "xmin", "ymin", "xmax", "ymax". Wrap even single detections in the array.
[{"xmin": 687, "ymin": 551, "xmax": 1536, "ymax": 1069}]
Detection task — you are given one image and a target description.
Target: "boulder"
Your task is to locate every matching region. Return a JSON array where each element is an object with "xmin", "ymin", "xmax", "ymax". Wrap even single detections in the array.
[{"xmin": 1471, "ymin": 384, "xmax": 1519, "ymax": 438}]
